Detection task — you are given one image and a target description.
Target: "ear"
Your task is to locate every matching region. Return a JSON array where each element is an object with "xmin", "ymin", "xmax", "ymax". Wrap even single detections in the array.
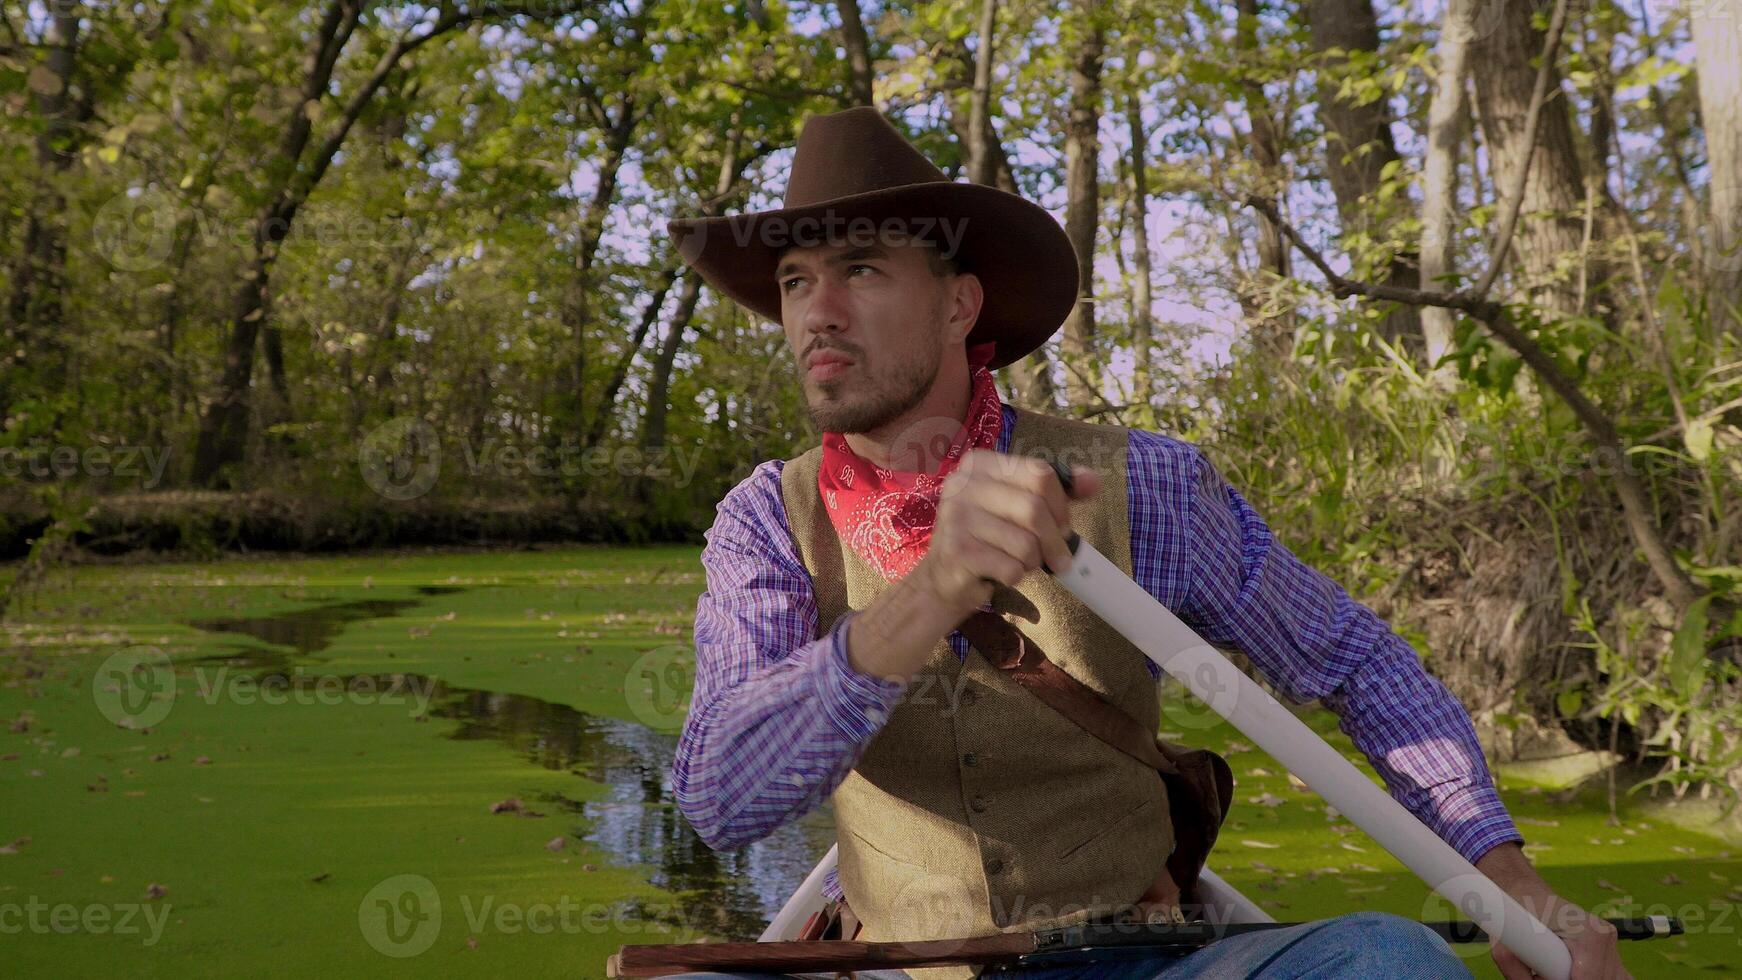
[{"xmin": 945, "ymin": 272, "xmax": 983, "ymax": 345}]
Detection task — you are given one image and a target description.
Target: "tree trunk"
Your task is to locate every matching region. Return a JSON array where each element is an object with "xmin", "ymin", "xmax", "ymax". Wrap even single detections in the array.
[
  {"xmin": 587, "ymin": 267, "xmax": 678, "ymax": 448},
  {"xmin": 1420, "ymin": 0, "xmax": 1475, "ymax": 367},
  {"xmin": 835, "ymin": 0, "xmax": 876, "ymax": 106},
  {"xmin": 942, "ymin": 52, "xmax": 1022, "ymax": 196},
  {"xmin": 263, "ymin": 321, "xmax": 292, "ymax": 422},
  {"xmin": 1468, "ymin": 0, "xmax": 1590, "ymax": 315},
  {"xmin": 1692, "ymin": 0, "xmax": 1742, "ymax": 336},
  {"xmin": 939, "ymin": 16, "xmax": 1057, "ymax": 409},
  {"xmin": 966, "ymin": 0, "xmax": 1000, "ymax": 186},
  {"xmin": 1305, "ymin": 0, "xmax": 1422, "ymax": 348},
  {"xmin": 4, "ymin": 3, "xmax": 83, "ymax": 410},
  {"xmin": 564, "ymin": 94, "xmax": 641, "ymax": 438},
  {"xmin": 1235, "ymin": 0, "xmax": 1293, "ymax": 353},
  {"xmin": 639, "ymin": 274, "xmax": 703, "ymax": 453},
  {"xmin": 1124, "ymin": 87, "xmax": 1155, "ymax": 419},
  {"xmin": 640, "ymin": 127, "xmax": 749, "ymax": 458},
  {"xmin": 1059, "ymin": 0, "xmax": 1104, "ymax": 414},
  {"xmin": 191, "ymin": 247, "xmax": 275, "ymax": 486}
]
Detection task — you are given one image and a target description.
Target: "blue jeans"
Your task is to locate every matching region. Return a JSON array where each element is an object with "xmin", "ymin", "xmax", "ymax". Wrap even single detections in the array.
[{"xmin": 661, "ymin": 910, "xmax": 1473, "ymax": 979}]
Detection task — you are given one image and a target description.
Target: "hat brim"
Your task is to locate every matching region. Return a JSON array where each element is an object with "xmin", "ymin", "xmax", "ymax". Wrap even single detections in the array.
[{"xmin": 666, "ymin": 182, "xmax": 1078, "ymax": 370}]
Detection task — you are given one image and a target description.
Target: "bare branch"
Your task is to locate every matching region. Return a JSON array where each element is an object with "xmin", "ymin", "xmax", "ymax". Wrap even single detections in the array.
[
  {"xmin": 1239, "ymin": 192, "xmax": 1707, "ymax": 617},
  {"xmin": 572, "ymin": 75, "xmax": 610, "ymax": 130},
  {"xmin": 294, "ymin": 7, "xmax": 490, "ymax": 216}
]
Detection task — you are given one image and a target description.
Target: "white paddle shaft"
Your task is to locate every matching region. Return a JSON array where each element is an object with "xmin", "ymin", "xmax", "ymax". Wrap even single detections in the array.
[
  {"xmin": 1053, "ymin": 538, "xmax": 1573, "ymax": 980},
  {"xmin": 760, "ymin": 843, "xmax": 840, "ymax": 942}
]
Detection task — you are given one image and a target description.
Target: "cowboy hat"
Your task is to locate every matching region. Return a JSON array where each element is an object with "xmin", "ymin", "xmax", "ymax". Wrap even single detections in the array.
[{"xmin": 665, "ymin": 106, "xmax": 1078, "ymax": 369}]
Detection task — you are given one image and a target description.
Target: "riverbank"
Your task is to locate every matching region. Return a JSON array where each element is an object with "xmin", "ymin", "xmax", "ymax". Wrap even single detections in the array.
[{"xmin": 0, "ymin": 489, "xmax": 701, "ymax": 562}]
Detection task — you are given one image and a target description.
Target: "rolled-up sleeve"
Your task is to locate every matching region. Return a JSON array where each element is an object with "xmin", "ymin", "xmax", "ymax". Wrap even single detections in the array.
[
  {"xmin": 671, "ymin": 461, "xmax": 908, "ymax": 853},
  {"xmin": 1160, "ymin": 440, "xmax": 1523, "ymax": 865}
]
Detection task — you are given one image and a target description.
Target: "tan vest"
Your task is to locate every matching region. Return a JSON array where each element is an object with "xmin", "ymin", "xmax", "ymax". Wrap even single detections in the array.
[{"xmin": 779, "ymin": 407, "xmax": 1174, "ymax": 980}]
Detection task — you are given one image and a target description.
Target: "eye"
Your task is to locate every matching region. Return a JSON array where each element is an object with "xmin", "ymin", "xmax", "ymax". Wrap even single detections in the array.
[
  {"xmin": 780, "ymin": 276, "xmax": 805, "ymax": 292},
  {"xmin": 848, "ymin": 264, "xmax": 875, "ymax": 276}
]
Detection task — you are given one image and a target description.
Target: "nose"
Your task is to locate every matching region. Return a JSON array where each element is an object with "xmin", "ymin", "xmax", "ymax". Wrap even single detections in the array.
[{"xmin": 797, "ymin": 274, "xmax": 850, "ymax": 337}]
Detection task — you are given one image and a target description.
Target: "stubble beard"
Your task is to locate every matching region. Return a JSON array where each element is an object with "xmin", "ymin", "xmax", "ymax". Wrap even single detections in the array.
[{"xmin": 803, "ymin": 334, "xmax": 943, "ymax": 435}]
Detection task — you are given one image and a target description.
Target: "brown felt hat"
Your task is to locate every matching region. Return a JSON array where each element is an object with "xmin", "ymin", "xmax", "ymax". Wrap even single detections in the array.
[{"xmin": 666, "ymin": 106, "xmax": 1078, "ymax": 369}]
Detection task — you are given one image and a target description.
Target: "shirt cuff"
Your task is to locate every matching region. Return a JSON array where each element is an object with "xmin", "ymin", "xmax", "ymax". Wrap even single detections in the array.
[
  {"xmin": 1428, "ymin": 779, "xmax": 1527, "ymax": 865},
  {"xmin": 815, "ymin": 611, "xmax": 908, "ymax": 744}
]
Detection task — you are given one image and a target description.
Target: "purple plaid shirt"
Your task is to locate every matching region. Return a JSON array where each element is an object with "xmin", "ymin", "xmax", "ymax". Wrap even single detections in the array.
[{"xmin": 673, "ymin": 406, "xmax": 1521, "ymax": 900}]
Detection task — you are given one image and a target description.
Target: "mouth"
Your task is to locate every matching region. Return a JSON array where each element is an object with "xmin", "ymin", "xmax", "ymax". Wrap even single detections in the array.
[{"xmin": 806, "ymin": 351, "xmax": 857, "ymax": 382}]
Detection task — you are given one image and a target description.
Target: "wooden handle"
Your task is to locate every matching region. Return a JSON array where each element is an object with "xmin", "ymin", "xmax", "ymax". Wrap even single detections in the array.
[{"xmin": 612, "ymin": 934, "xmax": 1034, "ymax": 977}]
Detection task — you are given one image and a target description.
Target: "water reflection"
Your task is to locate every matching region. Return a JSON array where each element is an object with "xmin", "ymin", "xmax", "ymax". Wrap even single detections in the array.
[
  {"xmin": 188, "ymin": 598, "xmax": 419, "ymax": 655},
  {"xmin": 433, "ymin": 685, "xmax": 836, "ymax": 940},
  {"xmin": 184, "ymin": 590, "xmax": 834, "ymax": 941}
]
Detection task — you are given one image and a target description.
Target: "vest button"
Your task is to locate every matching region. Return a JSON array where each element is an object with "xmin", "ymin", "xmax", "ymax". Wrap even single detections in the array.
[
  {"xmin": 986, "ymin": 857, "xmax": 1005, "ymax": 875},
  {"xmin": 960, "ymin": 689, "xmax": 978, "ymax": 706},
  {"xmin": 962, "ymin": 752, "xmax": 978, "ymax": 767},
  {"xmin": 970, "ymin": 795, "xmax": 987, "ymax": 813}
]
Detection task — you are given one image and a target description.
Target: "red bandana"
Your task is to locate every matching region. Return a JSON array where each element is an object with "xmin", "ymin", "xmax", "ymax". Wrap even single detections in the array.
[{"xmin": 819, "ymin": 343, "xmax": 1004, "ymax": 581}]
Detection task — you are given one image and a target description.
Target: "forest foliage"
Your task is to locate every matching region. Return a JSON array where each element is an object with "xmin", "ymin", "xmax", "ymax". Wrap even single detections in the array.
[{"xmin": 4, "ymin": 0, "xmax": 1741, "ymax": 806}]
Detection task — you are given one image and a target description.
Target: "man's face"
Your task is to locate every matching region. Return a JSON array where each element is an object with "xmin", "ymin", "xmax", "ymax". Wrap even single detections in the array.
[{"xmin": 775, "ymin": 240, "xmax": 968, "ymax": 434}]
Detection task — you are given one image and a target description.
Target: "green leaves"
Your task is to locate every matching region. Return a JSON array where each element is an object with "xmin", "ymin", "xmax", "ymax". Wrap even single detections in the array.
[
  {"xmin": 1667, "ymin": 596, "xmax": 1712, "ymax": 700},
  {"xmin": 1556, "ymin": 688, "xmax": 1585, "ymax": 719},
  {"xmin": 1439, "ymin": 314, "xmax": 1524, "ymax": 395}
]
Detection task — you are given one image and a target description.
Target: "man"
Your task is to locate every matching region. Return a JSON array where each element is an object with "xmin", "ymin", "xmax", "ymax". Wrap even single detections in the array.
[{"xmin": 663, "ymin": 107, "xmax": 1627, "ymax": 979}]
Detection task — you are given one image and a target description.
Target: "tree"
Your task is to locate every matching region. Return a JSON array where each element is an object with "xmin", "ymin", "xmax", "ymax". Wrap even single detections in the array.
[
  {"xmin": 5, "ymin": 1, "xmax": 83, "ymax": 397},
  {"xmin": 191, "ymin": 0, "xmax": 586, "ymax": 487},
  {"xmin": 1234, "ymin": 0, "xmax": 1293, "ymax": 352},
  {"xmin": 1304, "ymin": 0, "xmax": 1421, "ymax": 348},
  {"xmin": 835, "ymin": 0, "xmax": 876, "ymax": 106},
  {"xmin": 1419, "ymin": 0, "xmax": 1476, "ymax": 366},
  {"xmin": 560, "ymin": 3, "xmax": 655, "ymax": 444},
  {"xmin": 1467, "ymin": 0, "xmax": 1592, "ymax": 316},
  {"xmin": 938, "ymin": 1, "xmax": 1058, "ymax": 410},
  {"xmin": 1123, "ymin": 83, "xmax": 1155, "ymax": 416},
  {"xmin": 965, "ymin": 0, "xmax": 999, "ymax": 187},
  {"xmin": 4, "ymin": 0, "xmax": 151, "ymax": 421},
  {"xmin": 1691, "ymin": 0, "xmax": 1742, "ymax": 336},
  {"xmin": 1059, "ymin": 0, "xmax": 1104, "ymax": 413}
]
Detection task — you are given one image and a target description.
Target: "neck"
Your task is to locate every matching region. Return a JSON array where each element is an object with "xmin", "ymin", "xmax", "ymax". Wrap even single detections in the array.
[{"xmin": 843, "ymin": 356, "xmax": 973, "ymax": 474}]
